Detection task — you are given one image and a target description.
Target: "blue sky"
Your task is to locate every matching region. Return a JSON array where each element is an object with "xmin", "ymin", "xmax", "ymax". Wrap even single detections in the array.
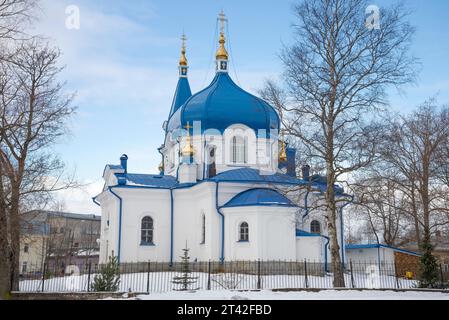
[{"xmin": 31, "ymin": 0, "xmax": 449, "ymax": 213}]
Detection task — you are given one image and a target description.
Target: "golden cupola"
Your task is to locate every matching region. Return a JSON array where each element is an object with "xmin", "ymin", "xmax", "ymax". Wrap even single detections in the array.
[
  {"xmin": 179, "ymin": 33, "xmax": 188, "ymax": 66},
  {"xmin": 279, "ymin": 130, "xmax": 287, "ymax": 163},
  {"xmin": 181, "ymin": 122, "xmax": 195, "ymax": 157},
  {"xmin": 216, "ymin": 32, "xmax": 229, "ymax": 60}
]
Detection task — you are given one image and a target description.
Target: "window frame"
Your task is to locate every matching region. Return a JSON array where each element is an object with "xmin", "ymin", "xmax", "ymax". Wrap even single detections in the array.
[
  {"xmin": 310, "ymin": 220, "xmax": 321, "ymax": 234},
  {"xmin": 231, "ymin": 135, "xmax": 248, "ymax": 164},
  {"xmin": 140, "ymin": 216, "xmax": 155, "ymax": 246},
  {"xmin": 238, "ymin": 222, "xmax": 249, "ymax": 242}
]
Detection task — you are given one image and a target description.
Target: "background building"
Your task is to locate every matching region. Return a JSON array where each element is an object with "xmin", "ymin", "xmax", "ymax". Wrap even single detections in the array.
[{"xmin": 21, "ymin": 211, "xmax": 101, "ymax": 276}]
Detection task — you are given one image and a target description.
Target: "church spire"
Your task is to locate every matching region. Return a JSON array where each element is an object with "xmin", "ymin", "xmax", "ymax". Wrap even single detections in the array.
[
  {"xmin": 179, "ymin": 33, "xmax": 188, "ymax": 77},
  {"xmin": 168, "ymin": 34, "xmax": 192, "ymax": 119},
  {"xmin": 216, "ymin": 10, "xmax": 229, "ymax": 73}
]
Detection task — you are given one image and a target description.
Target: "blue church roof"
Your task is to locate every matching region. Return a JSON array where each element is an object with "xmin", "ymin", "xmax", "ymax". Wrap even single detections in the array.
[
  {"xmin": 223, "ymin": 188, "xmax": 297, "ymax": 208},
  {"xmin": 168, "ymin": 77, "xmax": 192, "ymax": 118},
  {"xmin": 167, "ymin": 72, "xmax": 279, "ymax": 135},
  {"xmin": 296, "ymin": 229, "xmax": 321, "ymax": 237},
  {"xmin": 116, "ymin": 173, "xmax": 178, "ymax": 188},
  {"xmin": 111, "ymin": 168, "xmax": 345, "ymax": 196},
  {"xmin": 209, "ymin": 168, "xmax": 307, "ymax": 185}
]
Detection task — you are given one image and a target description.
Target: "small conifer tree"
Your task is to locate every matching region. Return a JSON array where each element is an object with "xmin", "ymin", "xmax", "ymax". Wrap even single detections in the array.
[
  {"xmin": 91, "ymin": 256, "xmax": 121, "ymax": 292},
  {"xmin": 172, "ymin": 246, "xmax": 198, "ymax": 291},
  {"xmin": 418, "ymin": 242, "xmax": 439, "ymax": 288}
]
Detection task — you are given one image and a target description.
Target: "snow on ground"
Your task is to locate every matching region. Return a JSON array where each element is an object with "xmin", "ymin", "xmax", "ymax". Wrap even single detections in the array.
[
  {"xmin": 134, "ymin": 289, "xmax": 449, "ymax": 300},
  {"xmin": 20, "ymin": 271, "xmax": 418, "ymax": 292}
]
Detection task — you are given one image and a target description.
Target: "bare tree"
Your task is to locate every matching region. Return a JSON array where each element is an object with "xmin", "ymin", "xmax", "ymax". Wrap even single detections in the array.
[
  {"xmin": 0, "ymin": 0, "xmax": 37, "ymax": 47},
  {"xmin": 350, "ymin": 173, "xmax": 411, "ymax": 246},
  {"xmin": 260, "ymin": 0, "xmax": 416, "ymax": 287},
  {"xmin": 379, "ymin": 100, "xmax": 449, "ymax": 251},
  {"xmin": 0, "ymin": 39, "xmax": 75, "ymax": 297}
]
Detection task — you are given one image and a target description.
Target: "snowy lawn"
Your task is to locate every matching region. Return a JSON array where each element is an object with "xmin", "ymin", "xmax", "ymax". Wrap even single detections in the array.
[
  {"xmin": 20, "ymin": 271, "xmax": 418, "ymax": 292},
  {"xmin": 133, "ymin": 289, "xmax": 449, "ymax": 300}
]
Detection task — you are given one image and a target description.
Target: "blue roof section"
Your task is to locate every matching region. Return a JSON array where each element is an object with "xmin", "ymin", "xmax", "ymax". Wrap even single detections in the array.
[
  {"xmin": 209, "ymin": 168, "xmax": 307, "ymax": 185},
  {"xmin": 296, "ymin": 229, "xmax": 321, "ymax": 237},
  {"xmin": 168, "ymin": 77, "xmax": 192, "ymax": 118},
  {"xmin": 209, "ymin": 168, "xmax": 345, "ymax": 195},
  {"xmin": 345, "ymin": 244, "xmax": 421, "ymax": 256},
  {"xmin": 117, "ymin": 173, "xmax": 178, "ymax": 188},
  {"xmin": 167, "ymin": 72, "xmax": 279, "ymax": 135},
  {"xmin": 111, "ymin": 168, "xmax": 345, "ymax": 195},
  {"xmin": 223, "ymin": 188, "xmax": 298, "ymax": 208}
]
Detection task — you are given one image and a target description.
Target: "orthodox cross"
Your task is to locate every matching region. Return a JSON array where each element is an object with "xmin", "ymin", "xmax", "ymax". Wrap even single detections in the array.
[{"xmin": 218, "ymin": 10, "xmax": 227, "ymax": 34}]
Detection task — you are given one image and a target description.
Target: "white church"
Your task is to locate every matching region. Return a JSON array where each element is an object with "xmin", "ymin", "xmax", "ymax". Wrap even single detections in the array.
[{"xmin": 94, "ymin": 13, "xmax": 350, "ymax": 266}]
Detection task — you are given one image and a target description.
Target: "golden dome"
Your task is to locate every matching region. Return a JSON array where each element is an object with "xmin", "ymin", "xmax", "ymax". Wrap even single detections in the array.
[
  {"xmin": 279, "ymin": 130, "xmax": 287, "ymax": 162},
  {"xmin": 181, "ymin": 123, "xmax": 195, "ymax": 156},
  {"xmin": 179, "ymin": 47, "xmax": 187, "ymax": 66},
  {"xmin": 179, "ymin": 34, "xmax": 188, "ymax": 66},
  {"xmin": 158, "ymin": 161, "xmax": 164, "ymax": 172},
  {"xmin": 279, "ymin": 140, "xmax": 287, "ymax": 162},
  {"xmin": 215, "ymin": 32, "xmax": 229, "ymax": 60}
]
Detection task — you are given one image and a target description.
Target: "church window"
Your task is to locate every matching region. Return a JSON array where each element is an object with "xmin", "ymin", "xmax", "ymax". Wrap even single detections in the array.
[
  {"xmin": 231, "ymin": 136, "xmax": 247, "ymax": 164},
  {"xmin": 201, "ymin": 214, "xmax": 206, "ymax": 244},
  {"xmin": 311, "ymin": 220, "xmax": 321, "ymax": 234},
  {"xmin": 141, "ymin": 216, "xmax": 154, "ymax": 245},
  {"xmin": 239, "ymin": 222, "xmax": 249, "ymax": 241}
]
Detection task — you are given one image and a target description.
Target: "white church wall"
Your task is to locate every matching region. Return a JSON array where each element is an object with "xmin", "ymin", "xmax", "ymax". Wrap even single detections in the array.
[
  {"xmin": 222, "ymin": 206, "xmax": 296, "ymax": 261},
  {"xmin": 261, "ymin": 208, "xmax": 297, "ymax": 260},
  {"xmin": 98, "ymin": 191, "xmax": 120, "ymax": 263},
  {"xmin": 172, "ymin": 182, "xmax": 219, "ymax": 262},
  {"xmin": 295, "ymin": 237, "xmax": 324, "ymax": 261},
  {"xmin": 299, "ymin": 193, "xmax": 347, "ymax": 263},
  {"xmin": 106, "ymin": 188, "xmax": 172, "ymax": 263}
]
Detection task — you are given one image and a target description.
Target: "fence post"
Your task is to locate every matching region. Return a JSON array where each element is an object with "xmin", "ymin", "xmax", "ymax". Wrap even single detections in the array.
[
  {"xmin": 146, "ymin": 261, "xmax": 151, "ymax": 294},
  {"xmin": 394, "ymin": 262, "xmax": 400, "ymax": 289},
  {"xmin": 207, "ymin": 260, "xmax": 211, "ymax": 290},
  {"xmin": 87, "ymin": 262, "xmax": 92, "ymax": 292},
  {"xmin": 304, "ymin": 259, "xmax": 309, "ymax": 289},
  {"xmin": 41, "ymin": 263, "xmax": 47, "ymax": 293},
  {"xmin": 349, "ymin": 260, "xmax": 355, "ymax": 288},
  {"xmin": 257, "ymin": 260, "xmax": 261, "ymax": 290}
]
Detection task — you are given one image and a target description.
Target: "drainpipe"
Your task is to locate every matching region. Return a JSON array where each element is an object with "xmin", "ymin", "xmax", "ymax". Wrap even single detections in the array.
[
  {"xmin": 301, "ymin": 189, "xmax": 311, "ymax": 228},
  {"xmin": 157, "ymin": 147, "xmax": 165, "ymax": 175},
  {"xmin": 169, "ymin": 189, "xmax": 174, "ymax": 265},
  {"xmin": 92, "ymin": 196, "xmax": 100, "ymax": 207},
  {"xmin": 339, "ymin": 195, "xmax": 354, "ymax": 268},
  {"xmin": 108, "ymin": 187, "xmax": 123, "ymax": 263},
  {"xmin": 203, "ymin": 140, "xmax": 207, "ymax": 179},
  {"xmin": 215, "ymin": 182, "xmax": 225, "ymax": 263},
  {"xmin": 321, "ymin": 235, "xmax": 330, "ymax": 273}
]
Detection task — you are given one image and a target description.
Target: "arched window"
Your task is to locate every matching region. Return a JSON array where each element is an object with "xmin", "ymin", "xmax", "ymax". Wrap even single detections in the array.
[
  {"xmin": 201, "ymin": 214, "xmax": 206, "ymax": 244},
  {"xmin": 141, "ymin": 216, "xmax": 154, "ymax": 245},
  {"xmin": 311, "ymin": 220, "xmax": 321, "ymax": 234},
  {"xmin": 239, "ymin": 222, "xmax": 249, "ymax": 241},
  {"xmin": 231, "ymin": 136, "xmax": 247, "ymax": 164}
]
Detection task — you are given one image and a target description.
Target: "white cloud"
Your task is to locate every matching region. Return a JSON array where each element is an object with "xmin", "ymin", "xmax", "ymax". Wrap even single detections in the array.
[{"xmin": 54, "ymin": 179, "xmax": 104, "ymax": 214}]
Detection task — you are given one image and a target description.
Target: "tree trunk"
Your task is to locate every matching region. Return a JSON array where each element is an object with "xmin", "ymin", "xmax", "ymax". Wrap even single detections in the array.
[
  {"xmin": 9, "ymin": 183, "xmax": 21, "ymax": 292},
  {"xmin": 0, "ymin": 207, "xmax": 11, "ymax": 298},
  {"xmin": 325, "ymin": 137, "xmax": 345, "ymax": 287}
]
